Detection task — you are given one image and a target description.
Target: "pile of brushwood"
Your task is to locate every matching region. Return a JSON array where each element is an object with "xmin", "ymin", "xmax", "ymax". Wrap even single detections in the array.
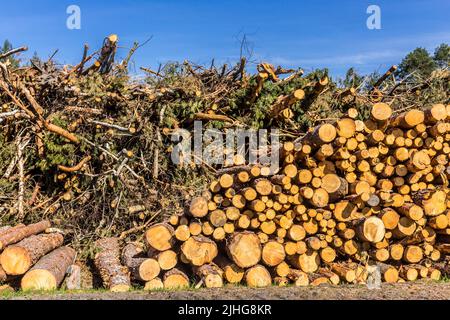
[{"xmin": 0, "ymin": 35, "xmax": 449, "ymax": 261}]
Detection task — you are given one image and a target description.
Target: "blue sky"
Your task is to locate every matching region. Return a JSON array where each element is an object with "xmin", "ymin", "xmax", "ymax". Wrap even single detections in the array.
[{"xmin": 1, "ymin": 0, "xmax": 449, "ymax": 77}]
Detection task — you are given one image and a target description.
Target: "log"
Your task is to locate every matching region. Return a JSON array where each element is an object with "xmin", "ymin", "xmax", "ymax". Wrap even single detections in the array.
[
  {"xmin": 261, "ymin": 241, "xmax": 286, "ymax": 267},
  {"xmin": 371, "ymin": 103, "xmax": 392, "ymax": 121},
  {"xmin": 390, "ymin": 109, "xmax": 424, "ymax": 128},
  {"xmin": 289, "ymin": 249, "xmax": 320, "ymax": 273},
  {"xmin": 379, "ymin": 208, "xmax": 400, "ymax": 230},
  {"xmin": 163, "ymin": 268, "xmax": 189, "ymax": 289},
  {"xmin": 329, "ymin": 262, "xmax": 356, "ymax": 283},
  {"xmin": 413, "ymin": 190, "xmax": 447, "ymax": 217},
  {"xmin": 378, "ymin": 263, "xmax": 399, "ymax": 283},
  {"xmin": 144, "ymin": 277, "xmax": 164, "ymax": 290},
  {"xmin": 0, "ymin": 220, "xmax": 51, "ymax": 250},
  {"xmin": 355, "ymin": 216, "xmax": 385, "ymax": 243},
  {"xmin": 122, "ymin": 243, "xmax": 160, "ymax": 281},
  {"xmin": 244, "ymin": 264, "xmax": 272, "ymax": 287},
  {"xmin": 145, "ymin": 223, "xmax": 174, "ymax": 251},
  {"xmin": 193, "ymin": 263, "xmax": 223, "ymax": 288},
  {"xmin": 403, "ymin": 245, "xmax": 424, "ymax": 263},
  {"xmin": 189, "ymin": 196, "xmax": 209, "ymax": 218},
  {"xmin": 399, "ymin": 265, "xmax": 419, "ymax": 281},
  {"xmin": 155, "ymin": 250, "xmax": 178, "ymax": 271},
  {"xmin": 214, "ymin": 256, "xmax": 244, "ymax": 284},
  {"xmin": 181, "ymin": 236, "xmax": 218, "ymax": 266},
  {"xmin": 65, "ymin": 264, "xmax": 81, "ymax": 290},
  {"xmin": 321, "ymin": 174, "xmax": 348, "ymax": 201},
  {"xmin": 21, "ymin": 246, "xmax": 75, "ymax": 291},
  {"xmin": 227, "ymin": 232, "xmax": 262, "ymax": 268},
  {"xmin": 302, "ymin": 124, "xmax": 337, "ymax": 148},
  {"xmin": 94, "ymin": 237, "xmax": 131, "ymax": 292},
  {"xmin": 424, "ymin": 104, "xmax": 447, "ymax": 124},
  {"xmin": 0, "ymin": 224, "xmax": 25, "ymax": 238},
  {"xmin": 310, "ymin": 188, "xmax": 329, "ymax": 208},
  {"xmin": 0, "ymin": 233, "xmax": 64, "ymax": 275},
  {"xmin": 336, "ymin": 118, "xmax": 356, "ymax": 138},
  {"xmin": 287, "ymin": 268, "xmax": 309, "ymax": 286},
  {"xmin": 318, "ymin": 268, "xmax": 340, "ymax": 285}
]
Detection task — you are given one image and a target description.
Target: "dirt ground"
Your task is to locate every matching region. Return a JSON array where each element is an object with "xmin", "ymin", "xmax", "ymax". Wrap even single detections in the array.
[{"xmin": 3, "ymin": 281, "xmax": 449, "ymax": 300}]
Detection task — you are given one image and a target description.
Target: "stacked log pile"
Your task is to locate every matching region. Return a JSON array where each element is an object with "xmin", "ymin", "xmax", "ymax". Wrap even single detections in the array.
[
  {"xmin": 126, "ymin": 103, "xmax": 450, "ymax": 289},
  {"xmin": 1, "ymin": 37, "xmax": 448, "ymax": 252},
  {"xmin": 0, "ymin": 221, "xmax": 76, "ymax": 291}
]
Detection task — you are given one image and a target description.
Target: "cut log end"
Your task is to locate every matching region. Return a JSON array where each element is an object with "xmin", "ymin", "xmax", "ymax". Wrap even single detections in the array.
[
  {"xmin": 0, "ymin": 247, "xmax": 31, "ymax": 275},
  {"xmin": 245, "ymin": 265, "xmax": 272, "ymax": 287},
  {"xmin": 21, "ymin": 270, "xmax": 57, "ymax": 291}
]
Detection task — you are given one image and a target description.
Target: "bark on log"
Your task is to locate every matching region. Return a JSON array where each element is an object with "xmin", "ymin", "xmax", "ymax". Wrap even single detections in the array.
[
  {"xmin": 0, "ymin": 233, "xmax": 63, "ymax": 275},
  {"xmin": 193, "ymin": 263, "xmax": 223, "ymax": 288},
  {"xmin": 94, "ymin": 237, "xmax": 131, "ymax": 292},
  {"xmin": 21, "ymin": 246, "xmax": 75, "ymax": 291},
  {"xmin": 0, "ymin": 220, "xmax": 51, "ymax": 250},
  {"xmin": 65, "ymin": 264, "xmax": 81, "ymax": 290},
  {"xmin": 163, "ymin": 268, "xmax": 189, "ymax": 289},
  {"xmin": 122, "ymin": 243, "xmax": 160, "ymax": 281}
]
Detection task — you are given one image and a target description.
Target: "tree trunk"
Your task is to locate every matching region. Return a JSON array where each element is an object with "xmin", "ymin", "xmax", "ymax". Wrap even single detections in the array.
[
  {"xmin": 94, "ymin": 237, "xmax": 131, "ymax": 292},
  {"xmin": 122, "ymin": 243, "xmax": 160, "ymax": 282},
  {"xmin": 0, "ymin": 233, "xmax": 63, "ymax": 275},
  {"xmin": 21, "ymin": 246, "xmax": 75, "ymax": 291},
  {"xmin": 0, "ymin": 220, "xmax": 51, "ymax": 250}
]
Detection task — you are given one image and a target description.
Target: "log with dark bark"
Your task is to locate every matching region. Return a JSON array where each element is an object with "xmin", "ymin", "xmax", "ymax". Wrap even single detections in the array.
[{"xmin": 122, "ymin": 243, "xmax": 160, "ymax": 281}]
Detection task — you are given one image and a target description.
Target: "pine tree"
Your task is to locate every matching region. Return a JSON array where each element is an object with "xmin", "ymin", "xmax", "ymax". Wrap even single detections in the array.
[
  {"xmin": 433, "ymin": 43, "xmax": 450, "ymax": 69},
  {"xmin": 0, "ymin": 40, "xmax": 21, "ymax": 68},
  {"xmin": 397, "ymin": 47, "xmax": 436, "ymax": 79}
]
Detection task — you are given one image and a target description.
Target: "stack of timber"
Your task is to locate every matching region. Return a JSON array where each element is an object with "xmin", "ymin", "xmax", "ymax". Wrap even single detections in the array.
[
  {"xmin": 125, "ymin": 103, "xmax": 450, "ymax": 289},
  {"xmin": 0, "ymin": 221, "xmax": 76, "ymax": 291}
]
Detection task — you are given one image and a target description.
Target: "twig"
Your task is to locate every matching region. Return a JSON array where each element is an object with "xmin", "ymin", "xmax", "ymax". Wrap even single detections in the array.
[
  {"xmin": 47, "ymin": 49, "xmax": 59, "ymax": 63},
  {"xmin": 0, "ymin": 46, "xmax": 28, "ymax": 60},
  {"xmin": 89, "ymin": 120, "xmax": 130, "ymax": 132},
  {"xmin": 64, "ymin": 106, "xmax": 102, "ymax": 114},
  {"xmin": 3, "ymin": 156, "xmax": 17, "ymax": 179},
  {"xmin": 57, "ymin": 156, "xmax": 91, "ymax": 173},
  {"xmin": 17, "ymin": 135, "xmax": 31, "ymax": 219},
  {"xmin": 194, "ymin": 112, "xmax": 234, "ymax": 123},
  {"xmin": 115, "ymin": 158, "xmax": 129, "ymax": 176},
  {"xmin": 78, "ymin": 44, "xmax": 89, "ymax": 76},
  {"xmin": 0, "ymin": 110, "xmax": 20, "ymax": 122}
]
